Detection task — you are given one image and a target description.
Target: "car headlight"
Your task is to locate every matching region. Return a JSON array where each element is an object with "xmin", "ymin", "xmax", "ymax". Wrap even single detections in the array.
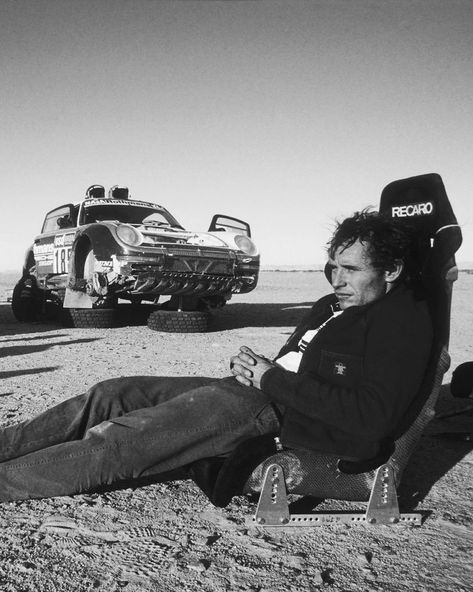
[
  {"xmin": 234, "ymin": 235, "xmax": 258, "ymax": 256},
  {"xmin": 116, "ymin": 224, "xmax": 143, "ymax": 246}
]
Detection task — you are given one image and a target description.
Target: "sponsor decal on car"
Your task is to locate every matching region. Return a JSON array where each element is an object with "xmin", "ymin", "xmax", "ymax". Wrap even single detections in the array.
[
  {"xmin": 34, "ymin": 241, "xmax": 55, "ymax": 272},
  {"xmin": 35, "ymin": 236, "xmax": 74, "ymax": 274},
  {"xmin": 84, "ymin": 198, "xmax": 159, "ymax": 209},
  {"xmin": 34, "ymin": 242, "xmax": 54, "ymax": 255},
  {"xmin": 54, "ymin": 233, "xmax": 75, "ymax": 247},
  {"xmin": 53, "ymin": 246, "xmax": 72, "ymax": 273}
]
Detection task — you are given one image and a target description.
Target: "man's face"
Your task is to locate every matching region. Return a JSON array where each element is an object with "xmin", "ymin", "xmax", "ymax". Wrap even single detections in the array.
[{"xmin": 327, "ymin": 240, "xmax": 389, "ymax": 310}]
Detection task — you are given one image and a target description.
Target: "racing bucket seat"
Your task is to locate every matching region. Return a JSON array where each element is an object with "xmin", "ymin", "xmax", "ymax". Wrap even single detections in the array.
[{"xmin": 188, "ymin": 173, "xmax": 462, "ymax": 527}]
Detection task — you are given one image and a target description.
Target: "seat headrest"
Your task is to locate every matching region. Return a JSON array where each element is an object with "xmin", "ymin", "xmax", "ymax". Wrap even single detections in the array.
[{"xmin": 379, "ymin": 173, "xmax": 458, "ymax": 239}]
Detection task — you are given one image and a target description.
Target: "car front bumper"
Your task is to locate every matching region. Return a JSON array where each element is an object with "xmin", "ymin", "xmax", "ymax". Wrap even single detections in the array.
[{"xmin": 111, "ymin": 250, "xmax": 259, "ymax": 297}]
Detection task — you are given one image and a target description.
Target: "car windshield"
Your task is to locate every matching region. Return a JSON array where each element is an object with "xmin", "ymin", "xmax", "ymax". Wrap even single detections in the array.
[{"xmin": 81, "ymin": 203, "xmax": 182, "ymax": 228}]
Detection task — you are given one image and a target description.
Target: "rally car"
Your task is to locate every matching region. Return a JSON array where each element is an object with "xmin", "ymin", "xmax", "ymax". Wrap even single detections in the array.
[{"xmin": 12, "ymin": 185, "xmax": 260, "ymax": 330}]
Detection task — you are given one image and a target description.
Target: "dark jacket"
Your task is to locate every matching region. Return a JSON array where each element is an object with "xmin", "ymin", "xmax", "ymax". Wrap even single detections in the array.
[{"xmin": 260, "ymin": 284, "xmax": 433, "ymax": 460}]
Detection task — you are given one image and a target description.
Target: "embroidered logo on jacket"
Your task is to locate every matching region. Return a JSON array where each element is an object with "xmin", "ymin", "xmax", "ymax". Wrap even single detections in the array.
[{"xmin": 334, "ymin": 362, "xmax": 347, "ymax": 376}]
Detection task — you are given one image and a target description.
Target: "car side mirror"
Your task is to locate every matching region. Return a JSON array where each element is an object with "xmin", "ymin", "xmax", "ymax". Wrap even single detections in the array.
[{"xmin": 208, "ymin": 215, "xmax": 251, "ymax": 237}]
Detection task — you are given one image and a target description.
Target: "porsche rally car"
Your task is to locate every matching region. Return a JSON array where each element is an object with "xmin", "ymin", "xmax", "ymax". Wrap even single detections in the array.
[{"xmin": 12, "ymin": 185, "xmax": 259, "ymax": 330}]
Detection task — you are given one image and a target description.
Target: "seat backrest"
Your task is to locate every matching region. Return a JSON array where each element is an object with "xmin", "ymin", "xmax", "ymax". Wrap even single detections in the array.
[
  {"xmin": 376, "ymin": 173, "xmax": 463, "ymax": 481},
  {"xmin": 379, "ymin": 173, "xmax": 462, "ymax": 439},
  {"xmin": 379, "ymin": 172, "xmax": 462, "ymax": 346}
]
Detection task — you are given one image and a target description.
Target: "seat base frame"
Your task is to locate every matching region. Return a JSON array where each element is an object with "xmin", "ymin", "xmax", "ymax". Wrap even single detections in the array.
[{"xmin": 251, "ymin": 463, "xmax": 422, "ymax": 527}]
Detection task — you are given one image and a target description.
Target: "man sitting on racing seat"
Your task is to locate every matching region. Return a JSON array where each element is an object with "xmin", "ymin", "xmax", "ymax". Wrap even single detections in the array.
[{"xmin": 0, "ymin": 210, "xmax": 433, "ymax": 502}]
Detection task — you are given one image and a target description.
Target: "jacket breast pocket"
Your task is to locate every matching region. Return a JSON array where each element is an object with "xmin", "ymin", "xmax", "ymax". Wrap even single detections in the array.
[{"xmin": 318, "ymin": 350, "xmax": 364, "ymax": 387}]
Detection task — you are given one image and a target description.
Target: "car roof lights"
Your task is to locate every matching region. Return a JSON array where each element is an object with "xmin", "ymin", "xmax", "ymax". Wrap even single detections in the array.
[
  {"xmin": 86, "ymin": 185, "xmax": 105, "ymax": 199},
  {"xmin": 109, "ymin": 185, "xmax": 130, "ymax": 200}
]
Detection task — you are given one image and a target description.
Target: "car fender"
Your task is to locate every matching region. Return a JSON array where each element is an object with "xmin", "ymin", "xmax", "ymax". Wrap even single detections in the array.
[
  {"xmin": 206, "ymin": 231, "xmax": 260, "ymax": 259},
  {"xmin": 68, "ymin": 224, "xmax": 123, "ymax": 282}
]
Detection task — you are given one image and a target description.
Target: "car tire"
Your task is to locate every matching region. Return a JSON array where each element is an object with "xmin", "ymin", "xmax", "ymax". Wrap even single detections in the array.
[
  {"xmin": 111, "ymin": 303, "xmax": 155, "ymax": 327},
  {"xmin": 11, "ymin": 275, "xmax": 42, "ymax": 322},
  {"xmin": 68, "ymin": 308, "xmax": 116, "ymax": 329},
  {"xmin": 147, "ymin": 310, "xmax": 211, "ymax": 333}
]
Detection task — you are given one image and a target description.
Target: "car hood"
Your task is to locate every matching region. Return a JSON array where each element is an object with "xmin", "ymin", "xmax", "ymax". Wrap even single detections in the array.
[{"xmin": 132, "ymin": 223, "xmax": 238, "ymax": 250}]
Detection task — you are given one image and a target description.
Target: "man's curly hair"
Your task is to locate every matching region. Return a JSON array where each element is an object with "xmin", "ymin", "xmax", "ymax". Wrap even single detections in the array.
[{"xmin": 327, "ymin": 209, "xmax": 421, "ymax": 281}]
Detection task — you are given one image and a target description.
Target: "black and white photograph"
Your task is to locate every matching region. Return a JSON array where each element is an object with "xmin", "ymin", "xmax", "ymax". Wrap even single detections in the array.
[{"xmin": 0, "ymin": 1, "xmax": 472, "ymax": 590}]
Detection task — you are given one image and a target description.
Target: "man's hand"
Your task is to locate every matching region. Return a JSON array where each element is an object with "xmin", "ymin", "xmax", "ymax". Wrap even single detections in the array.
[{"xmin": 230, "ymin": 346, "xmax": 275, "ymax": 389}]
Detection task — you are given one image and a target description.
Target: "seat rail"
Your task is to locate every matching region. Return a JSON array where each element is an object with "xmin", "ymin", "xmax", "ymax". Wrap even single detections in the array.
[{"xmin": 252, "ymin": 463, "xmax": 422, "ymax": 528}]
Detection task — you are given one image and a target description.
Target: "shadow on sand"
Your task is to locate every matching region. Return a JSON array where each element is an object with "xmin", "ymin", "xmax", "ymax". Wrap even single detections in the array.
[
  {"xmin": 210, "ymin": 302, "xmax": 313, "ymax": 331},
  {"xmin": 0, "ymin": 366, "xmax": 60, "ymax": 380},
  {"xmin": 399, "ymin": 385, "xmax": 473, "ymax": 510},
  {"xmin": 1, "ymin": 301, "xmax": 314, "ymax": 334},
  {"xmin": 0, "ymin": 333, "xmax": 71, "ymax": 343},
  {"xmin": 0, "ymin": 338, "xmax": 101, "ymax": 359},
  {"xmin": 115, "ymin": 301, "xmax": 314, "ymax": 331}
]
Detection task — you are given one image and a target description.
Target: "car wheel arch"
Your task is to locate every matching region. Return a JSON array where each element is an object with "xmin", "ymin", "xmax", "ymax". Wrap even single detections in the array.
[
  {"xmin": 71, "ymin": 226, "xmax": 121, "ymax": 276},
  {"xmin": 70, "ymin": 236, "xmax": 93, "ymax": 280}
]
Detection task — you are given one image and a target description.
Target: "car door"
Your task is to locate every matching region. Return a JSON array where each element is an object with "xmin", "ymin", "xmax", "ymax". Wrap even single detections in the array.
[
  {"xmin": 208, "ymin": 214, "xmax": 252, "ymax": 237},
  {"xmin": 33, "ymin": 204, "xmax": 77, "ymax": 286}
]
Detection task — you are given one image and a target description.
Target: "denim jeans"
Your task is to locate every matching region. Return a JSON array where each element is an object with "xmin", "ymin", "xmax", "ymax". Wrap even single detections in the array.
[{"xmin": 0, "ymin": 376, "xmax": 281, "ymax": 502}]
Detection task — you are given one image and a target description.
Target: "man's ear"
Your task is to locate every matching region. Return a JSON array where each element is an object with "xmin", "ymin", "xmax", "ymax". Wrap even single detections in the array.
[{"xmin": 384, "ymin": 260, "xmax": 404, "ymax": 284}]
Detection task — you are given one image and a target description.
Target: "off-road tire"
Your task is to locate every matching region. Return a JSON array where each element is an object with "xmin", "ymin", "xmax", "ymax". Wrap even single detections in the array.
[
  {"xmin": 11, "ymin": 275, "xmax": 42, "ymax": 322},
  {"xmin": 68, "ymin": 308, "xmax": 116, "ymax": 329},
  {"xmin": 147, "ymin": 310, "xmax": 211, "ymax": 333},
  {"xmin": 114, "ymin": 304, "xmax": 157, "ymax": 327}
]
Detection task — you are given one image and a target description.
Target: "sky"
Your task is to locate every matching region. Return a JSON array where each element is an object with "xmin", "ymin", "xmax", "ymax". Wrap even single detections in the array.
[{"xmin": 1, "ymin": 0, "xmax": 472, "ymax": 271}]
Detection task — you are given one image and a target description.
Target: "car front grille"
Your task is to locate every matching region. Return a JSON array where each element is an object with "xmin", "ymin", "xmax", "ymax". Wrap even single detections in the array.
[
  {"xmin": 115, "ymin": 250, "xmax": 256, "ymax": 297},
  {"xmin": 138, "ymin": 237, "xmax": 235, "ymax": 260},
  {"xmin": 126, "ymin": 271, "xmax": 237, "ymax": 296},
  {"xmin": 165, "ymin": 246, "xmax": 235, "ymax": 259}
]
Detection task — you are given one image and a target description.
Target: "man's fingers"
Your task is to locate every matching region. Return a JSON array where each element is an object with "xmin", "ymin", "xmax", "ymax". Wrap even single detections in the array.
[
  {"xmin": 231, "ymin": 362, "xmax": 253, "ymax": 379},
  {"xmin": 230, "ymin": 354, "xmax": 254, "ymax": 370},
  {"xmin": 232, "ymin": 361, "xmax": 254, "ymax": 386},
  {"xmin": 238, "ymin": 347, "xmax": 257, "ymax": 366},
  {"xmin": 234, "ymin": 374, "xmax": 252, "ymax": 387},
  {"xmin": 240, "ymin": 346, "xmax": 268, "ymax": 364}
]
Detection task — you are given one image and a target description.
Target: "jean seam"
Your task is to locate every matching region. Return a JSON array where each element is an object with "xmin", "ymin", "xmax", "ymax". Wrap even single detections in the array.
[{"xmin": 2, "ymin": 419, "xmax": 257, "ymax": 470}]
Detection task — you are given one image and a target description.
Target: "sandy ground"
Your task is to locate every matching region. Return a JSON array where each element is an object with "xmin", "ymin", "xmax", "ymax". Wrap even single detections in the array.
[{"xmin": 0, "ymin": 271, "xmax": 471, "ymax": 592}]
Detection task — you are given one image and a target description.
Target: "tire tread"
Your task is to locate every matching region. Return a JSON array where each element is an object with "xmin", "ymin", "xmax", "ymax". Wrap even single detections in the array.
[
  {"xmin": 147, "ymin": 310, "xmax": 210, "ymax": 333},
  {"xmin": 69, "ymin": 308, "xmax": 115, "ymax": 328}
]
